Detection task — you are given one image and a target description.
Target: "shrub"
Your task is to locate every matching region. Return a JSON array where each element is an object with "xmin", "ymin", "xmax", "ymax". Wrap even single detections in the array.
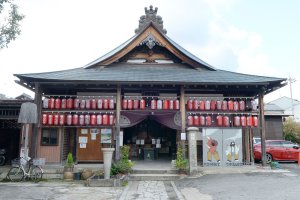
[
  {"xmin": 175, "ymin": 145, "xmax": 188, "ymax": 170},
  {"xmin": 66, "ymin": 152, "xmax": 74, "ymax": 168},
  {"xmin": 111, "ymin": 145, "xmax": 134, "ymax": 175}
]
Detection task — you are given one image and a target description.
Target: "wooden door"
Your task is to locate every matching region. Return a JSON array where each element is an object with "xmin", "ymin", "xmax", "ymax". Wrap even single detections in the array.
[{"xmin": 77, "ymin": 128, "xmax": 103, "ymax": 162}]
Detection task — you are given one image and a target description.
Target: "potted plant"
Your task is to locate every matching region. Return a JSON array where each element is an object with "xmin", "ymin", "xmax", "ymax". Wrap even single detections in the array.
[
  {"xmin": 63, "ymin": 152, "xmax": 74, "ymax": 181},
  {"xmin": 175, "ymin": 145, "xmax": 188, "ymax": 174}
]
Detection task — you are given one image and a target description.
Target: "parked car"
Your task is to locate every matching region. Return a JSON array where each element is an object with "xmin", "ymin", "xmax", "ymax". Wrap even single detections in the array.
[
  {"xmin": 253, "ymin": 137, "xmax": 261, "ymax": 145},
  {"xmin": 254, "ymin": 140, "xmax": 300, "ymax": 163}
]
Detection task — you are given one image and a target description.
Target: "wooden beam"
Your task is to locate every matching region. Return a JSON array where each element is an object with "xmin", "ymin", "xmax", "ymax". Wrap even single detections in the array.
[
  {"xmin": 259, "ymin": 92, "xmax": 267, "ymax": 166},
  {"xmin": 115, "ymin": 86, "xmax": 121, "ymax": 161},
  {"xmin": 180, "ymin": 86, "xmax": 186, "ymax": 158}
]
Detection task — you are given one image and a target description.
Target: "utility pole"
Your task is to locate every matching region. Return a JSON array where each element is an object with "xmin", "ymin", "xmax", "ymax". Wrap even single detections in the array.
[{"xmin": 288, "ymin": 74, "xmax": 296, "ymax": 118}]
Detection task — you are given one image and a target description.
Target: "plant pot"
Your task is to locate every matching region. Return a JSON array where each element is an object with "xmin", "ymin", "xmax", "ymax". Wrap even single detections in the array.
[
  {"xmin": 63, "ymin": 171, "xmax": 74, "ymax": 181},
  {"xmin": 81, "ymin": 169, "xmax": 93, "ymax": 180}
]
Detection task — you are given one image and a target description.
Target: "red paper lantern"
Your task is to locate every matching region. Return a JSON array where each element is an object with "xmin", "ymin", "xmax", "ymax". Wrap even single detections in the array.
[
  {"xmin": 163, "ymin": 99, "xmax": 169, "ymax": 110},
  {"xmin": 61, "ymin": 99, "xmax": 67, "ymax": 109},
  {"xmin": 205, "ymin": 116, "xmax": 212, "ymax": 126},
  {"xmin": 169, "ymin": 100, "xmax": 174, "ymax": 110},
  {"xmin": 187, "ymin": 99, "xmax": 193, "ymax": 110},
  {"xmin": 54, "ymin": 98, "xmax": 61, "ymax": 109},
  {"xmin": 223, "ymin": 116, "xmax": 230, "ymax": 127},
  {"xmin": 53, "ymin": 114, "xmax": 59, "ymax": 125},
  {"xmin": 48, "ymin": 114, "xmax": 54, "ymax": 125},
  {"xmin": 79, "ymin": 115, "xmax": 85, "ymax": 125},
  {"xmin": 157, "ymin": 99, "xmax": 163, "ymax": 110},
  {"xmin": 234, "ymin": 116, "xmax": 241, "ymax": 127},
  {"xmin": 91, "ymin": 99, "xmax": 97, "ymax": 109},
  {"xmin": 194, "ymin": 115, "xmax": 200, "ymax": 126},
  {"xmin": 90, "ymin": 114, "xmax": 96, "ymax": 125},
  {"xmin": 103, "ymin": 99, "xmax": 109, "ymax": 110},
  {"xmin": 85, "ymin": 99, "xmax": 91, "ymax": 109},
  {"xmin": 216, "ymin": 100, "xmax": 222, "ymax": 110},
  {"xmin": 84, "ymin": 114, "xmax": 90, "ymax": 125},
  {"xmin": 239, "ymin": 100, "xmax": 245, "ymax": 111},
  {"xmin": 193, "ymin": 99, "xmax": 199, "ymax": 110},
  {"xmin": 72, "ymin": 114, "xmax": 78, "ymax": 125},
  {"xmin": 200, "ymin": 116, "xmax": 205, "ymax": 126},
  {"xmin": 43, "ymin": 98, "xmax": 49, "ymax": 109},
  {"xmin": 216, "ymin": 115, "xmax": 223, "ymax": 127},
  {"xmin": 140, "ymin": 99, "xmax": 146, "ymax": 109},
  {"xmin": 59, "ymin": 114, "xmax": 65, "ymax": 126},
  {"xmin": 253, "ymin": 116, "xmax": 258, "ymax": 127},
  {"xmin": 241, "ymin": 116, "xmax": 246, "ymax": 127},
  {"xmin": 67, "ymin": 114, "xmax": 72, "ymax": 125},
  {"xmin": 233, "ymin": 100, "xmax": 239, "ymax": 111},
  {"xmin": 210, "ymin": 100, "xmax": 216, "ymax": 110},
  {"xmin": 48, "ymin": 98, "xmax": 55, "ymax": 109},
  {"xmin": 222, "ymin": 100, "xmax": 228, "ymax": 111},
  {"xmin": 122, "ymin": 99, "xmax": 128, "ymax": 110},
  {"xmin": 127, "ymin": 99, "xmax": 133, "ymax": 110},
  {"xmin": 97, "ymin": 99, "xmax": 103, "ymax": 109},
  {"xmin": 133, "ymin": 99, "xmax": 139, "ymax": 109},
  {"xmin": 67, "ymin": 98, "xmax": 73, "ymax": 109},
  {"xmin": 199, "ymin": 100, "xmax": 205, "ymax": 111},
  {"xmin": 151, "ymin": 99, "xmax": 157, "ymax": 109},
  {"xmin": 109, "ymin": 114, "xmax": 115, "ymax": 125},
  {"xmin": 247, "ymin": 116, "xmax": 253, "ymax": 126},
  {"xmin": 96, "ymin": 114, "xmax": 102, "ymax": 125},
  {"xmin": 228, "ymin": 100, "xmax": 234, "ymax": 111},
  {"xmin": 74, "ymin": 99, "xmax": 80, "ymax": 109},
  {"xmin": 42, "ymin": 113, "xmax": 48, "ymax": 125},
  {"xmin": 80, "ymin": 99, "xmax": 86, "ymax": 109},
  {"xmin": 102, "ymin": 114, "xmax": 108, "ymax": 125},
  {"xmin": 109, "ymin": 99, "xmax": 114, "ymax": 109},
  {"xmin": 175, "ymin": 100, "xmax": 180, "ymax": 110},
  {"xmin": 187, "ymin": 115, "xmax": 194, "ymax": 126},
  {"xmin": 205, "ymin": 100, "xmax": 211, "ymax": 110}
]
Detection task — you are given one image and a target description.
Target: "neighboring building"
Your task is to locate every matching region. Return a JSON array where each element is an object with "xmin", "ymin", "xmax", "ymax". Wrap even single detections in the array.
[
  {"xmin": 267, "ymin": 96, "xmax": 300, "ymax": 121},
  {"xmin": 0, "ymin": 94, "xmax": 33, "ymax": 164},
  {"xmin": 14, "ymin": 6, "xmax": 286, "ymax": 166},
  {"xmin": 253, "ymin": 103, "xmax": 289, "ymax": 140}
]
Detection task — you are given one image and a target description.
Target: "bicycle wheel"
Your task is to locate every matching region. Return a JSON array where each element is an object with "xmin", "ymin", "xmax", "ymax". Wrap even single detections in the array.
[
  {"xmin": 7, "ymin": 167, "xmax": 24, "ymax": 182},
  {"xmin": 31, "ymin": 166, "xmax": 43, "ymax": 182}
]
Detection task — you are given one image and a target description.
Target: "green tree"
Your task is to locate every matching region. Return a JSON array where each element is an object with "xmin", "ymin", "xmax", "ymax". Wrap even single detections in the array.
[
  {"xmin": 283, "ymin": 117, "xmax": 300, "ymax": 144},
  {"xmin": 0, "ymin": 0, "xmax": 24, "ymax": 48}
]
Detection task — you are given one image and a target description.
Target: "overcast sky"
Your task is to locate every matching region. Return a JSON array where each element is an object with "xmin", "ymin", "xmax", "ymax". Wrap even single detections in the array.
[{"xmin": 1, "ymin": 0, "xmax": 300, "ymax": 103}]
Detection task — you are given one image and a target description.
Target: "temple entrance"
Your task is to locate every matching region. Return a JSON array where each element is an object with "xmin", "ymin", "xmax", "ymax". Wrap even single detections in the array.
[{"xmin": 123, "ymin": 118, "xmax": 177, "ymax": 161}]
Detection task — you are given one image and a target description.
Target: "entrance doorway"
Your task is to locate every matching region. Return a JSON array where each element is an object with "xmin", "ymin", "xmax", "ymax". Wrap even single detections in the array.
[{"xmin": 123, "ymin": 118, "xmax": 177, "ymax": 161}]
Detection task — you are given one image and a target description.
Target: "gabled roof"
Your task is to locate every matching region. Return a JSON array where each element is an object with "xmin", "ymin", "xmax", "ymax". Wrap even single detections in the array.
[{"xmin": 267, "ymin": 96, "xmax": 300, "ymax": 110}]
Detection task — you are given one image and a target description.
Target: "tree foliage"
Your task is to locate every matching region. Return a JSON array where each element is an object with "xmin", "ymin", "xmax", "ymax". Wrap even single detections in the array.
[
  {"xmin": 0, "ymin": 0, "xmax": 24, "ymax": 48},
  {"xmin": 283, "ymin": 117, "xmax": 300, "ymax": 144}
]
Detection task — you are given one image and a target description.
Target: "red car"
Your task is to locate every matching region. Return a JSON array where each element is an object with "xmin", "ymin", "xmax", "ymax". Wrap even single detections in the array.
[{"xmin": 254, "ymin": 140, "xmax": 300, "ymax": 163}]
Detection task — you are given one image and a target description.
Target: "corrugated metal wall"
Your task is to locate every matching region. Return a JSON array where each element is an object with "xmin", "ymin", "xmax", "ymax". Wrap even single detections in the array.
[{"xmin": 253, "ymin": 116, "xmax": 283, "ymax": 140}]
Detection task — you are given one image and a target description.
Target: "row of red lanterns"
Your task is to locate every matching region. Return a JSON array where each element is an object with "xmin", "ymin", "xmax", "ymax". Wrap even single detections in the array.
[
  {"xmin": 186, "ymin": 99, "xmax": 257, "ymax": 111},
  {"xmin": 122, "ymin": 99, "xmax": 181, "ymax": 110},
  {"xmin": 187, "ymin": 115, "xmax": 258, "ymax": 127},
  {"xmin": 41, "ymin": 113, "xmax": 115, "ymax": 126},
  {"xmin": 43, "ymin": 98, "xmax": 115, "ymax": 110}
]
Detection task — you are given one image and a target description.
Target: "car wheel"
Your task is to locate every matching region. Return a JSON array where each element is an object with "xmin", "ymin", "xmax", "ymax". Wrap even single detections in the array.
[{"xmin": 266, "ymin": 153, "xmax": 273, "ymax": 163}]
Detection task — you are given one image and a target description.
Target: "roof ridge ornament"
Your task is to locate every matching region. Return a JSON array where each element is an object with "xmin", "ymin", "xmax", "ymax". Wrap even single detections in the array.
[{"xmin": 135, "ymin": 5, "xmax": 167, "ymax": 35}]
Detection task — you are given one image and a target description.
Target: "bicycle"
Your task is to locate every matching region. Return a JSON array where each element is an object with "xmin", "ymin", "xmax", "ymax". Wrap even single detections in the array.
[{"xmin": 7, "ymin": 157, "xmax": 44, "ymax": 182}]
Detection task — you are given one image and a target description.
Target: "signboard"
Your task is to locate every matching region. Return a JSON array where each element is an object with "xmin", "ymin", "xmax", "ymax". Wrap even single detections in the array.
[{"xmin": 101, "ymin": 129, "xmax": 112, "ymax": 143}]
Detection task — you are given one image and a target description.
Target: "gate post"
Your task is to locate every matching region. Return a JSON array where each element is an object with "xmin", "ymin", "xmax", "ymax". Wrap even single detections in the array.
[{"xmin": 187, "ymin": 127, "xmax": 199, "ymax": 176}]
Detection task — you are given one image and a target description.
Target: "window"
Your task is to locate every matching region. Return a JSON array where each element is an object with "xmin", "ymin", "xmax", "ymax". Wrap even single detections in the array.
[{"xmin": 41, "ymin": 128, "xmax": 58, "ymax": 146}]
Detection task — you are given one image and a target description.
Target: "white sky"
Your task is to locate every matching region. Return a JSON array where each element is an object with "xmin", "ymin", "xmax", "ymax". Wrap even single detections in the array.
[{"xmin": 1, "ymin": 0, "xmax": 300, "ymax": 103}]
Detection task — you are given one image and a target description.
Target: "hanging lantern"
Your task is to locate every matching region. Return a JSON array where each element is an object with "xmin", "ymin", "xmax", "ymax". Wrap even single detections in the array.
[
  {"xmin": 48, "ymin": 97, "xmax": 55, "ymax": 109},
  {"xmin": 247, "ymin": 116, "xmax": 253, "ymax": 127},
  {"xmin": 216, "ymin": 115, "xmax": 223, "ymax": 127},
  {"xmin": 67, "ymin": 98, "xmax": 73, "ymax": 109},
  {"xmin": 90, "ymin": 114, "xmax": 96, "ymax": 125},
  {"xmin": 222, "ymin": 100, "xmax": 228, "ymax": 111},
  {"xmin": 53, "ymin": 114, "xmax": 59, "ymax": 125},
  {"xmin": 48, "ymin": 114, "xmax": 54, "ymax": 125},
  {"xmin": 228, "ymin": 100, "xmax": 234, "ymax": 111},
  {"xmin": 234, "ymin": 116, "xmax": 241, "ymax": 127},
  {"xmin": 233, "ymin": 100, "xmax": 239, "ymax": 111},
  {"xmin": 169, "ymin": 100, "xmax": 174, "ymax": 110},
  {"xmin": 79, "ymin": 114, "xmax": 85, "ymax": 125},
  {"xmin": 200, "ymin": 116, "xmax": 205, "ymax": 126},
  {"xmin": 187, "ymin": 115, "xmax": 194, "ymax": 126},
  {"xmin": 210, "ymin": 100, "xmax": 216, "ymax": 111},
  {"xmin": 85, "ymin": 99, "xmax": 91, "ymax": 109},
  {"xmin": 175, "ymin": 100, "xmax": 180, "ymax": 110},
  {"xmin": 84, "ymin": 114, "xmax": 90, "ymax": 125},
  {"xmin": 74, "ymin": 98, "xmax": 80, "ymax": 109},
  {"xmin": 102, "ymin": 114, "xmax": 109, "ymax": 125},
  {"xmin": 66, "ymin": 114, "xmax": 72, "ymax": 125},
  {"xmin": 193, "ymin": 99, "xmax": 199, "ymax": 110},
  {"xmin": 109, "ymin": 114, "xmax": 115, "ymax": 125},
  {"xmin": 42, "ymin": 113, "xmax": 48, "ymax": 125},
  {"xmin": 163, "ymin": 99, "xmax": 169, "ymax": 110},
  {"xmin": 122, "ymin": 99, "xmax": 128, "ymax": 110},
  {"xmin": 91, "ymin": 99, "xmax": 97, "ymax": 109},
  {"xmin": 187, "ymin": 99, "xmax": 193, "ymax": 110},
  {"xmin": 205, "ymin": 100, "xmax": 211, "ymax": 111},
  {"xmin": 157, "ymin": 99, "xmax": 163, "ymax": 110},
  {"xmin": 127, "ymin": 99, "xmax": 133, "ymax": 110},
  {"xmin": 251, "ymin": 100, "xmax": 258, "ymax": 111},
  {"xmin": 241, "ymin": 116, "xmax": 246, "ymax": 127},
  {"xmin": 59, "ymin": 114, "xmax": 65, "ymax": 126},
  {"xmin": 43, "ymin": 98, "xmax": 49, "ymax": 109},
  {"xmin": 96, "ymin": 114, "xmax": 102, "ymax": 125},
  {"xmin": 199, "ymin": 100, "xmax": 205, "ymax": 111},
  {"xmin": 109, "ymin": 99, "xmax": 114, "ymax": 109},
  {"xmin": 205, "ymin": 116, "xmax": 212, "ymax": 126},
  {"xmin": 133, "ymin": 99, "xmax": 139, "ymax": 109},
  {"xmin": 253, "ymin": 116, "xmax": 258, "ymax": 127},
  {"xmin": 223, "ymin": 116, "xmax": 230, "ymax": 127},
  {"xmin": 239, "ymin": 100, "xmax": 245, "ymax": 111},
  {"xmin": 193, "ymin": 115, "xmax": 200, "ymax": 126},
  {"xmin": 97, "ymin": 99, "xmax": 103, "ymax": 110},
  {"xmin": 216, "ymin": 100, "xmax": 222, "ymax": 110},
  {"xmin": 140, "ymin": 99, "xmax": 146, "ymax": 109},
  {"xmin": 72, "ymin": 114, "xmax": 79, "ymax": 125},
  {"xmin": 80, "ymin": 99, "xmax": 86, "ymax": 109},
  {"xmin": 103, "ymin": 99, "xmax": 109, "ymax": 110},
  {"xmin": 151, "ymin": 99, "xmax": 157, "ymax": 110},
  {"xmin": 61, "ymin": 98, "xmax": 67, "ymax": 109}
]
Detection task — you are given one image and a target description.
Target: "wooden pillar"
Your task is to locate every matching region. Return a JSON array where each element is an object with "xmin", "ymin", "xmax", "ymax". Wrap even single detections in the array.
[
  {"xmin": 244, "ymin": 129, "xmax": 250, "ymax": 164},
  {"xmin": 180, "ymin": 86, "xmax": 186, "ymax": 158},
  {"xmin": 249, "ymin": 128, "xmax": 254, "ymax": 164},
  {"xmin": 259, "ymin": 92, "xmax": 267, "ymax": 166},
  {"xmin": 31, "ymin": 83, "xmax": 42, "ymax": 158},
  {"xmin": 115, "ymin": 86, "xmax": 121, "ymax": 161}
]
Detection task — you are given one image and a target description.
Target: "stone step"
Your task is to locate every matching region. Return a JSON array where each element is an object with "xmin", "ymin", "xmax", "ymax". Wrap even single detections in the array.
[
  {"xmin": 129, "ymin": 174, "xmax": 182, "ymax": 181},
  {"xmin": 132, "ymin": 169, "xmax": 178, "ymax": 174}
]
